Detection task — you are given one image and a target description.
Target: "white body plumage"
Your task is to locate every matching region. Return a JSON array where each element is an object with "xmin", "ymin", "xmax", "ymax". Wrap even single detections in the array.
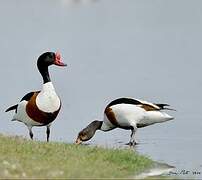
[{"xmin": 101, "ymin": 101, "xmax": 174, "ymax": 131}]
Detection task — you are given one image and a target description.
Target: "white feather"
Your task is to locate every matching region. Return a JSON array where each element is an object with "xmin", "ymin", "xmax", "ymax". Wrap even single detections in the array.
[
  {"xmin": 141, "ymin": 111, "xmax": 174, "ymax": 126},
  {"xmin": 13, "ymin": 101, "xmax": 42, "ymax": 126},
  {"xmin": 36, "ymin": 82, "xmax": 60, "ymax": 113},
  {"xmin": 110, "ymin": 104, "xmax": 146, "ymax": 127}
]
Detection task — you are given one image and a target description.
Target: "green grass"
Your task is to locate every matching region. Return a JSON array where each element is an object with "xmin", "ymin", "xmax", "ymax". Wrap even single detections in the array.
[{"xmin": 0, "ymin": 134, "xmax": 153, "ymax": 178}]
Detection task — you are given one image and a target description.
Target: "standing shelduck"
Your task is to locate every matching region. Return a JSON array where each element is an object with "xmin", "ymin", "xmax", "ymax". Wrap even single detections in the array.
[
  {"xmin": 5, "ymin": 52, "xmax": 67, "ymax": 141},
  {"xmin": 76, "ymin": 98, "xmax": 175, "ymax": 146}
]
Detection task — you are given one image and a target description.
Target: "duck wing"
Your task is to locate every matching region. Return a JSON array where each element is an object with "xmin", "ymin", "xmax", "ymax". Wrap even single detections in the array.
[
  {"xmin": 106, "ymin": 98, "xmax": 142, "ymax": 108},
  {"xmin": 5, "ymin": 91, "xmax": 40, "ymax": 113}
]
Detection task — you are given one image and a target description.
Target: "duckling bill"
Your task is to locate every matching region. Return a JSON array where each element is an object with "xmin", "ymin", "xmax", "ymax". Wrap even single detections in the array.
[{"xmin": 76, "ymin": 98, "xmax": 175, "ymax": 146}]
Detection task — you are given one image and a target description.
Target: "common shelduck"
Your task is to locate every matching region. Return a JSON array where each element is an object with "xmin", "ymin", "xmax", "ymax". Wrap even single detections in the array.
[
  {"xmin": 76, "ymin": 97, "xmax": 175, "ymax": 146},
  {"xmin": 5, "ymin": 52, "xmax": 67, "ymax": 142}
]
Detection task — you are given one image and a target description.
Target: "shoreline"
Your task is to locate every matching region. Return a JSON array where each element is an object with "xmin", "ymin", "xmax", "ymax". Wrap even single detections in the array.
[{"xmin": 0, "ymin": 134, "xmax": 154, "ymax": 178}]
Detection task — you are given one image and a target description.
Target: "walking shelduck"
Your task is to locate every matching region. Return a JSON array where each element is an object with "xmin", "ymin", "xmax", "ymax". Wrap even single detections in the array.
[
  {"xmin": 76, "ymin": 97, "xmax": 175, "ymax": 146},
  {"xmin": 5, "ymin": 52, "xmax": 67, "ymax": 142}
]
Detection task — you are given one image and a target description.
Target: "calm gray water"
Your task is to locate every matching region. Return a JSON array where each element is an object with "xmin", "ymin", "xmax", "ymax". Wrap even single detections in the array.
[{"xmin": 0, "ymin": 0, "xmax": 202, "ymax": 178}]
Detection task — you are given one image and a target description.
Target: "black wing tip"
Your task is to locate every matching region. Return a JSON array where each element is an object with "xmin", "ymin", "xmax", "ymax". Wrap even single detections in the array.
[
  {"xmin": 155, "ymin": 103, "xmax": 176, "ymax": 111},
  {"xmin": 163, "ymin": 107, "xmax": 177, "ymax": 111},
  {"xmin": 5, "ymin": 91, "xmax": 39, "ymax": 113},
  {"xmin": 5, "ymin": 105, "xmax": 18, "ymax": 112},
  {"xmin": 155, "ymin": 103, "xmax": 170, "ymax": 107}
]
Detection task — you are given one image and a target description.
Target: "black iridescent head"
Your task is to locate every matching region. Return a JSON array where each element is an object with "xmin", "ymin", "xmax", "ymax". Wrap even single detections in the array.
[
  {"xmin": 37, "ymin": 52, "xmax": 67, "ymax": 84},
  {"xmin": 37, "ymin": 52, "xmax": 67, "ymax": 68}
]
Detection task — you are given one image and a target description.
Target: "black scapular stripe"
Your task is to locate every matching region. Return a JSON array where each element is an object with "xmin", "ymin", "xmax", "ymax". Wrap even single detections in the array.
[
  {"xmin": 20, "ymin": 91, "xmax": 38, "ymax": 102},
  {"xmin": 106, "ymin": 98, "xmax": 141, "ymax": 108}
]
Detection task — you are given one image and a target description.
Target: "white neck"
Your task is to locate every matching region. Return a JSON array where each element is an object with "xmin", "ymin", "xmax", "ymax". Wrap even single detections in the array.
[{"xmin": 42, "ymin": 82, "xmax": 55, "ymax": 92}]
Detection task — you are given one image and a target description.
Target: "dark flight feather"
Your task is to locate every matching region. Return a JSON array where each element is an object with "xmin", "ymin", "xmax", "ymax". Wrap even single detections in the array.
[
  {"xmin": 155, "ymin": 103, "xmax": 176, "ymax": 111},
  {"xmin": 5, "ymin": 104, "xmax": 18, "ymax": 113}
]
